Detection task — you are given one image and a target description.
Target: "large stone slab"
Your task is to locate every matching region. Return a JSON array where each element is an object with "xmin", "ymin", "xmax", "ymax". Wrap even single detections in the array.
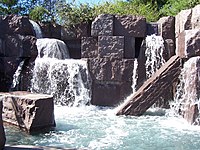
[
  {"xmin": 191, "ymin": 5, "xmax": 200, "ymax": 30},
  {"xmin": 124, "ymin": 36, "xmax": 135, "ymax": 59},
  {"xmin": 177, "ymin": 30, "xmax": 200, "ymax": 58},
  {"xmin": 114, "ymin": 15, "xmax": 146, "ymax": 37},
  {"xmin": 1, "ymin": 91, "xmax": 55, "ymax": 133},
  {"xmin": 116, "ymin": 55, "xmax": 181, "ymax": 116},
  {"xmin": 175, "ymin": 9, "xmax": 192, "ymax": 38},
  {"xmin": 88, "ymin": 58, "xmax": 134, "ymax": 82},
  {"xmin": 157, "ymin": 16, "xmax": 175, "ymax": 41},
  {"xmin": 91, "ymin": 14, "xmax": 114, "ymax": 37},
  {"xmin": 0, "ymin": 15, "xmax": 34, "ymax": 36},
  {"xmin": 0, "ymin": 101, "xmax": 6, "ymax": 149},
  {"xmin": 81, "ymin": 37, "xmax": 98, "ymax": 58},
  {"xmin": 98, "ymin": 36, "xmax": 124, "ymax": 59},
  {"xmin": 0, "ymin": 34, "xmax": 37, "ymax": 58}
]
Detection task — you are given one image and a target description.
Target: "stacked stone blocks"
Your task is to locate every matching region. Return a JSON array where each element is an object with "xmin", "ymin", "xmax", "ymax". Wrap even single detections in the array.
[{"xmin": 81, "ymin": 14, "xmax": 146, "ymax": 106}]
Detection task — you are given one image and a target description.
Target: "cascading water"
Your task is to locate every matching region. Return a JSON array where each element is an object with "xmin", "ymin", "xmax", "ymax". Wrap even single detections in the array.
[
  {"xmin": 31, "ymin": 58, "xmax": 91, "ymax": 106},
  {"xmin": 36, "ymin": 38, "xmax": 70, "ymax": 59},
  {"xmin": 29, "ymin": 20, "xmax": 43, "ymax": 39},
  {"xmin": 145, "ymin": 34, "xmax": 165, "ymax": 79},
  {"xmin": 172, "ymin": 57, "xmax": 200, "ymax": 117},
  {"xmin": 10, "ymin": 60, "xmax": 25, "ymax": 90},
  {"xmin": 31, "ymin": 38, "xmax": 91, "ymax": 106}
]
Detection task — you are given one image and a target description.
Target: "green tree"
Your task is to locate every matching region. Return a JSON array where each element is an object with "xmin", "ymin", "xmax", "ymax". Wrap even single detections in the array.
[
  {"xmin": 29, "ymin": 6, "xmax": 49, "ymax": 22},
  {"xmin": 0, "ymin": 0, "xmax": 21, "ymax": 15}
]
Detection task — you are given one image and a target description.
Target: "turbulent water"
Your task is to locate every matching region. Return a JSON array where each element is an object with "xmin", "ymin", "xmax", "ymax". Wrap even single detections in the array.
[{"xmin": 5, "ymin": 106, "xmax": 200, "ymax": 150}]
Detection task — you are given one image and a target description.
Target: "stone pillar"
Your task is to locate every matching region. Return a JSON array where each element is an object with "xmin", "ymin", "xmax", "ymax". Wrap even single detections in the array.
[{"xmin": 0, "ymin": 101, "xmax": 6, "ymax": 149}]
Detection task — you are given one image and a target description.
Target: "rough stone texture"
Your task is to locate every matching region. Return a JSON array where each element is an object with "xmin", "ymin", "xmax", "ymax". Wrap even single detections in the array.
[
  {"xmin": 91, "ymin": 14, "xmax": 114, "ymax": 37},
  {"xmin": 177, "ymin": 30, "xmax": 200, "ymax": 58},
  {"xmin": 98, "ymin": 36, "xmax": 124, "ymax": 59},
  {"xmin": 81, "ymin": 37, "xmax": 98, "ymax": 58},
  {"xmin": 157, "ymin": 16, "xmax": 175, "ymax": 41},
  {"xmin": 191, "ymin": 5, "xmax": 200, "ymax": 30},
  {"xmin": 61, "ymin": 23, "xmax": 91, "ymax": 40},
  {"xmin": 175, "ymin": 9, "xmax": 192, "ymax": 38},
  {"xmin": 0, "ymin": 101, "xmax": 6, "ymax": 149},
  {"xmin": 147, "ymin": 23, "xmax": 159, "ymax": 35},
  {"xmin": 116, "ymin": 56, "xmax": 181, "ymax": 116},
  {"xmin": 0, "ymin": 15, "xmax": 34, "ymax": 36},
  {"xmin": 91, "ymin": 80, "xmax": 132, "ymax": 106},
  {"xmin": 1, "ymin": 91, "xmax": 55, "ymax": 133},
  {"xmin": 124, "ymin": 36, "xmax": 135, "ymax": 59},
  {"xmin": 88, "ymin": 58, "xmax": 134, "ymax": 82},
  {"xmin": 114, "ymin": 15, "xmax": 146, "ymax": 37},
  {"xmin": 163, "ymin": 39, "xmax": 175, "ymax": 61},
  {"xmin": 183, "ymin": 104, "xmax": 199, "ymax": 125}
]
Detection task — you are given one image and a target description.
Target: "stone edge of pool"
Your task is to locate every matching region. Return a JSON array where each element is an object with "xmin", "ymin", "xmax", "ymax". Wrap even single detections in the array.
[{"xmin": 4, "ymin": 145, "xmax": 86, "ymax": 150}]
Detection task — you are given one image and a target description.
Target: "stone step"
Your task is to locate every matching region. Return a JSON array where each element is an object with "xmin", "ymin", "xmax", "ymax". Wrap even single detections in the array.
[{"xmin": 116, "ymin": 55, "xmax": 182, "ymax": 116}]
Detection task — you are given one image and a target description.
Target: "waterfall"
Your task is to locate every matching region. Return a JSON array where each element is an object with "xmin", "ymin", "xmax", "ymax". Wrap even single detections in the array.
[
  {"xmin": 36, "ymin": 38, "xmax": 70, "ymax": 59},
  {"xmin": 172, "ymin": 57, "xmax": 200, "ymax": 116},
  {"xmin": 31, "ymin": 58, "xmax": 91, "ymax": 106},
  {"xmin": 145, "ymin": 34, "xmax": 165, "ymax": 79},
  {"xmin": 29, "ymin": 20, "xmax": 43, "ymax": 39},
  {"xmin": 31, "ymin": 38, "xmax": 91, "ymax": 106},
  {"xmin": 11, "ymin": 60, "xmax": 25, "ymax": 90},
  {"xmin": 131, "ymin": 59, "xmax": 138, "ymax": 94}
]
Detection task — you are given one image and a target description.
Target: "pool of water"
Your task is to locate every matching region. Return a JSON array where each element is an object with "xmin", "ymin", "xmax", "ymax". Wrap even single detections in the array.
[{"xmin": 5, "ymin": 105, "xmax": 200, "ymax": 150}]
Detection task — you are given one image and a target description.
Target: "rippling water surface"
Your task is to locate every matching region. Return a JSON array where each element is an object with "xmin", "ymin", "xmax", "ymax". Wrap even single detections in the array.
[{"xmin": 5, "ymin": 105, "xmax": 200, "ymax": 150}]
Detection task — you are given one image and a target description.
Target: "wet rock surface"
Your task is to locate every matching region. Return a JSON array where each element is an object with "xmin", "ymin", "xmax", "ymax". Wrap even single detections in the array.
[{"xmin": 0, "ymin": 101, "xmax": 6, "ymax": 149}]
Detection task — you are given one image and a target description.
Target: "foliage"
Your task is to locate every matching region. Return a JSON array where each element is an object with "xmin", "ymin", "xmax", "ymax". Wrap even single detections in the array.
[
  {"xmin": 56, "ymin": 1, "xmax": 94, "ymax": 27},
  {"xmin": 160, "ymin": 0, "xmax": 200, "ymax": 16},
  {"xmin": 0, "ymin": 0, "xmax": 21, "ymax": 15},
  {"xmin": 29, "ymin": 6, "xmax": 49, "ymax": 22}
]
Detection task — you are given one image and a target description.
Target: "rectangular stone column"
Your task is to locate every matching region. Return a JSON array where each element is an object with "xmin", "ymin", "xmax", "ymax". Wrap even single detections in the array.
[{"xmin": 0, "ymin": 100, "xmax": 6, "ymax": 149}]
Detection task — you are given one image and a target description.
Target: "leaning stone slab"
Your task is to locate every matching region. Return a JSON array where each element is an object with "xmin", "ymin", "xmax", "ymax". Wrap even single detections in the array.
[
  {"xmin": 98, "ymin": 36, "xmax": 124, "ymax": 59},
  {"xmin": 177, "ymin": 30, "xmax": 200, "ymax": 58},
  {"xmin": 0, "ymin": 101, "xmax": 6, "ymax": 150},
  {"xmin": 1, "ymin": 91, "xmax": 55, "ymax": 133},
  {"xmin": 91, "ymin": 14, "xmax": 114, "ymax": 37},
  {"xmin": 114, "ymin": 15, "xmax": 146, "ymax": 37},
  {"xmin": 116, "ymin": 55, "xmax": 181, "ymax": 116}
]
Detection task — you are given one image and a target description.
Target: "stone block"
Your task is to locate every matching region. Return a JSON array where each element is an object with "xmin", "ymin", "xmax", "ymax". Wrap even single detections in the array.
[
  {"xmin": 147, "ymin": 23, "xmax": 159, "ymax": 35},
  {"xmin": 163, "ymin": 39, "xmax": 175, "ymax": 61},
  {"xmin": 177, "ymin": 30, "xmax": 200, "ymax": 58},
  {"xmin": 191, "ymin": 5, "xmax": 200, "ymax": 30},
  {"xmin": 91, "ymin": 80, "xmax": 132, "ymax": 106},
  {"xmin": 157, "ymin": 16, "xmax": 175, "ymax": 40},
  {"xmin": 124, "ymin": 36, "xmax": 135, "ymax": 59},
  {"xmin": 61, "ymin": 23, "xmax": 91, "ymax": 40},
  {"xmin": 1, "ymin": 91, "xmax": 55, "ymax": 132},
  {"xmin": 0, "ymin": 101, "xmax": 6, "ymax": 149},
  {"xmin": 98, "ymin": 36, "xmax": 124, "ymax": 59},
  {"xmin": 114, "ymin": 15, "xmax": 146, "ymax": 37},
  {"xmin": 81, "ymin": 37, "xmax": 98, "ymax": 58},
  {"xmin": 175, "ymin": 9, "xmax": 192, "ymax": 38},
  {"xmin": 91, "ymin": 14, "xmax": 114, "ymax": 37},
  {"xmin": 40, "ymin": 22, "xmax": 61, "ymax": 39},
  {"xmin": 0, "ymin": 15, "xmax": 34, "ymax": 36},
  {"xmin": 88, "ymin": 58, "xmax": 134, "ymax": 82},
  {"xmin": 1, "ymin": 34, "xmax": 37, "ymax": 58}
]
